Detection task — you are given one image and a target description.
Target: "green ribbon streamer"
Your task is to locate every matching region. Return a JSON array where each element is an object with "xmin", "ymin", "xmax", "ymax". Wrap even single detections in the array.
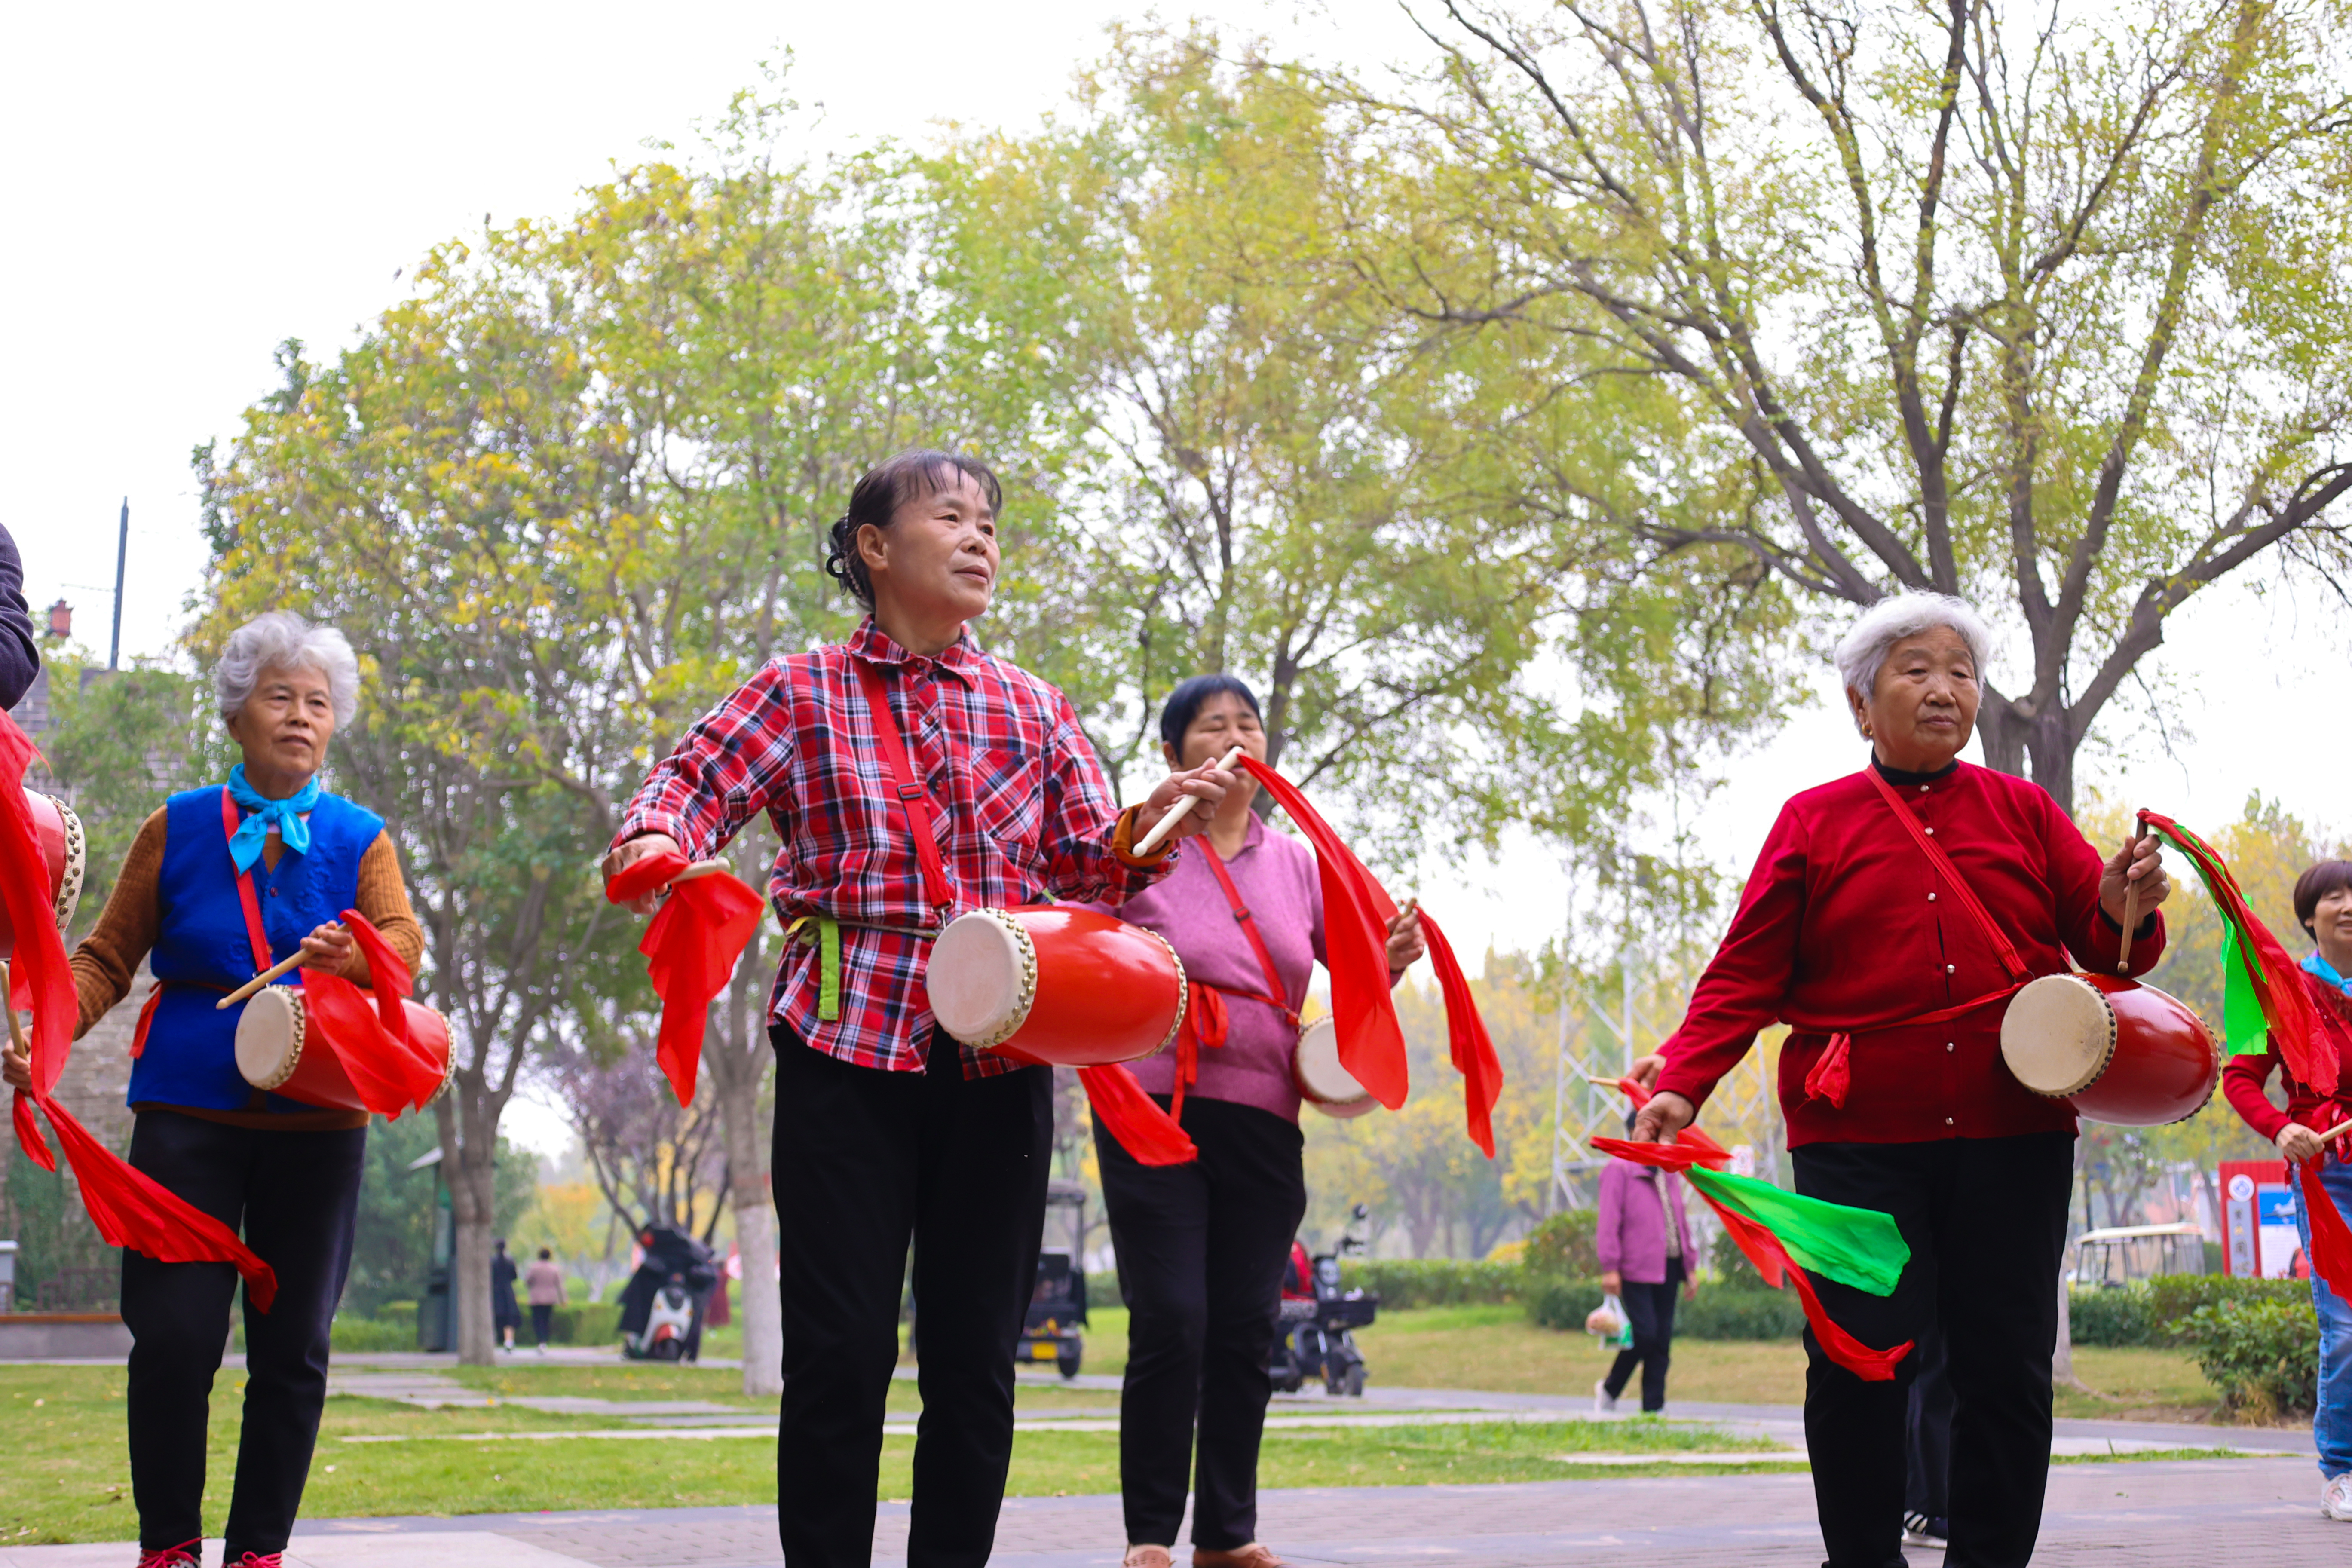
[
  {"xmin": 787, "ymin": 916, "xmax": 842, "ymax": 1021},
  {"xmin": 2145, "ymin": 821, "xmax": 2269, "ymax": 1057},
  {"xmin": 1686, "ymin": 1165, "xmax": 1910, "ymax": 1296}
]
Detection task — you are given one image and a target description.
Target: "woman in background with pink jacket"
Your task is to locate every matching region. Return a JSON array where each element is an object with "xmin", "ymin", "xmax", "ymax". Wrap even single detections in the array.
[{"xmin": 1594, "ymin": 1118, "xmax": 1697, "ymax": 1415}]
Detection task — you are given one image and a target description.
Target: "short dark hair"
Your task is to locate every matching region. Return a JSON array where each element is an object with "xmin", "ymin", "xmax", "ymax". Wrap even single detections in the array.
[
  {"xmin": 2294, "ymin": 860, "xmax": 2352, "ymax": 939},
  {"xmin": 823, "ymin": 449, "xmax": 1004, "ymax": 610},
  {"xmin": 1158, "ymin": 673, "xmax": 1261, "ymax": 752},
  {"xmin": 538, "ymin": 1247, "xmax": 553, "ymax": 1261}
]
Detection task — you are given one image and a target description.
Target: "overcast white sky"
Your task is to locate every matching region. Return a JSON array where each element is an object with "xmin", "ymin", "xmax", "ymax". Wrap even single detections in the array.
[{"xmin": 9, "ymin": 3, "xmax": 2342, "ymax": 1153}]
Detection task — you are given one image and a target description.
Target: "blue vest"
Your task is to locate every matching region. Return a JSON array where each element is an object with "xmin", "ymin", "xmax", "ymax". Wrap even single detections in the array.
[{"xmin": 132, "ymin": 784, "xmax": 385, "ymax": 1112}]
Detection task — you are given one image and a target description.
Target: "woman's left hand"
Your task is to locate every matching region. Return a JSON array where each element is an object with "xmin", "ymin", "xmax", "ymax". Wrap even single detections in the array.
[
  {"xmin": 2099, "ymin": 833, "xmax": 2172, "ymax": 929},
  {"xmin": 1386, "ymin": 904, "xmax": 1427, "ymax": 974},
  {"xmin": 2, "ymin": 1039, "xmax": 29, "ymax": 1092},
  {"xmin": 299, "ymin": 921, "xmax": 355, "ymax": 974},
  {"xmin": 1683, "ymin": 1277, "xmax": 1698, "ymax": 1302}
]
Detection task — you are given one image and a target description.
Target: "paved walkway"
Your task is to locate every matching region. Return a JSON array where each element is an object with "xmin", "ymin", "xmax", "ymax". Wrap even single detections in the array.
[{"xmin": 1, "ymin": 1461, "xmax": 2338, "ymax": 1567}]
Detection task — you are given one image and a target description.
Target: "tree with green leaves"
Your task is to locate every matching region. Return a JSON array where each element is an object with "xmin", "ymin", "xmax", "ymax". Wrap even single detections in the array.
[
  {"xmin": 1364, "ymin": 0, "xmax": 2352, "ymax": 810},
  {"xmin": 924, "ymin": 30, "xmax": 1796, "ymax": 858}
]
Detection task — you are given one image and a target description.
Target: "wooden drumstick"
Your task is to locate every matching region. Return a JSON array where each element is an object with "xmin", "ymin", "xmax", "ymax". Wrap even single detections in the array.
[
  {"xmin": 218, "ymin": 949, "xmax": 308, "ymax": 1010},
  {"xmin": 2116, "ymin": 825, "xmax": 2147, "ymax": 976},
  {"xmin": 1130, "ymin": 745, "xmax": 1249, "ymax": 859},
  {"xmin": 0, "ymin": 959, "xmax": 26, "ymax": 1056},
  {"xmin": 2320, "ymin": 1119, "xmax": 2352, "ymax": 1147}
]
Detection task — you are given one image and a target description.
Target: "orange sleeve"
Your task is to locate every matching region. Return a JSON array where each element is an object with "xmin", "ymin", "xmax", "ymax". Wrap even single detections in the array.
[
  {"xmin": 68, "ymin": 809, "xmax": 167, "ymax": 1040},
  {"xmin": 340, "ymin": 831, "xmax": 424, "ymax": 986}
]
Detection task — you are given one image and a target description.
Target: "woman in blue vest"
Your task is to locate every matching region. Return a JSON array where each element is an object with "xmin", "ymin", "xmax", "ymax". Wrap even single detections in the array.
[{"xmin": 15, "ymin": 611, "xmax": 423, "ymax": 1568}]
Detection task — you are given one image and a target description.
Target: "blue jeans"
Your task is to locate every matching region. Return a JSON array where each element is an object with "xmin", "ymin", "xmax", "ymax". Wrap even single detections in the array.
[{"xmin": 2292, "ymin": 1157, "xmax": 2352, "ymax": 1477}]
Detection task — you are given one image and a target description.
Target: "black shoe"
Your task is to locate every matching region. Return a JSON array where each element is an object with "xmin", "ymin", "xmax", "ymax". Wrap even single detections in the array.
[{"xmin": 1901, "ymin": 1512, "xmax": 1948, "ymax": 1549}]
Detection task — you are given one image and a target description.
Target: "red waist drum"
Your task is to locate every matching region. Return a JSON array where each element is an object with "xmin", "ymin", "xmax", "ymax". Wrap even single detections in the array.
[
  {"xmin": 1999, "ymin": 973, "xmax": 2219, "ymax": 1125},
  {"xmin": 925, "ymin": 906, "xmax": 1185, "ymax": 1069},
  {"xmin": 233, "ymin": 985, "xmax": 457, "ymax": 1114},
  {"xmin": 2, "ymin": 790, "xmax": 86, "ymax": 959}
]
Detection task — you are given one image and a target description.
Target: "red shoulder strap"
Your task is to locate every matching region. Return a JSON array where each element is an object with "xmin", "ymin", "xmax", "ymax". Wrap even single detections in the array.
[
  {"xmin": 219, "ymin": 787, "xmax": 274, "ymax": 974},
  {"xmin": 1198, "ymin": 841, "xmax": 1297, "ymax": 1022},
  {"xmin": 1863, "ymin": 767, "xmax": 2028, "ymax": 982},
  {"xmin": 851, "ymin": 658, "xmax": 955, "ymax": 918}
]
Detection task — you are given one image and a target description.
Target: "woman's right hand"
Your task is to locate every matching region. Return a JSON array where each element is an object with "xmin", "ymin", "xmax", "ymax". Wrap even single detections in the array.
[
  {"xmin": 602, "ymin": 834, "xmax": 684, "ymax": 915},
  {"xmin": 2278, "ymin": 1123, "xmax": 2327, "ymax": 1164},
  {"xmin": 1631, "ymin": 1091, "xmax": 1695, "ymax": 1144},
  {"xmin": 1600, "ymin": 1270, "xmax": 1623, "ymax": 1297},
  {"xmin": 2, "ymin": 1039, "xmax": 29, "ymax": 1092},
  {"xmin": 1627, "ymin": 1053, "xmax": 1667, "ymax": 1091}
]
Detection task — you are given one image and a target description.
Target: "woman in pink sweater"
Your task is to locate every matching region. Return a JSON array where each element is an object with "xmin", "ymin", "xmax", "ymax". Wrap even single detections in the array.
[{"xmin": 1093, "ymin": 675, "xmax": 1422, "ymax": 1568}]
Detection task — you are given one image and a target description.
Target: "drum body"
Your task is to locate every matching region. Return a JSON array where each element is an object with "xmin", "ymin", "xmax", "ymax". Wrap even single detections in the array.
[
  {"xmin": 0, "ymin": 790, "xmax": 86, "ymax": 959},
  {"xmin": 925, "ymin": 906, "xmax": 1185, "ymax": 1069},
  {"xmin": 233, "ymin": 985, "xmax": 456, "ymax": 1114},
  {"xmin": 1292, "ymin": 1015, "xmax": 1378, "ymax": 1118},
  {"xmin": 2000, "ymin": 973, "xmax": 2219, "ymax": 1126}
]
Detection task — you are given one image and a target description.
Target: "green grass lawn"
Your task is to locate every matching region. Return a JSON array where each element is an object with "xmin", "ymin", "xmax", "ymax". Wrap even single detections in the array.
[
  {"xmin": 0, "ymin": 1358, "xmax": 1792, "ymax": 1545},
  {"xmin": 1347, "ymin": 1304, "xmax": 2233, "ymax": 1424},
  {"xmin": 0, "ymin": 1303, "xmax": 2247, "ymax": 1545}
]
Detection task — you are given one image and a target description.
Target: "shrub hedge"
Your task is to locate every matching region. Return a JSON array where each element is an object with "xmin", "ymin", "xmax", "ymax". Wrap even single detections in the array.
[
  {"xmin": 1337, "ymin": 1259, "xmax": 1522, "ymax": 1308},
  {"xmin": 2182, "ymin": 1295, "xmax": 2320, "ymax": 1418},
  {"xmin": 1521, "ymin": 1210, "xmax": 1600, "ymax": 1279},
  {"xmin": 328, "ymin": 1315, "xmax": 416, "ymax": 1352},
  {"xmin": 545, "ymin": 1302, "xmax": 622, "ymax": 1345},
  {"xmin": 2068, "ymin": 1277, "xmax": 2309, "ymax": 1348},
  {"xmin": 1524, "ymin": 1275, "xmax": 1606, "ymax": 1330},
  {"xmin": 1678, "ymin": 1287, "xmax": 1806, "ymax": 1341}
]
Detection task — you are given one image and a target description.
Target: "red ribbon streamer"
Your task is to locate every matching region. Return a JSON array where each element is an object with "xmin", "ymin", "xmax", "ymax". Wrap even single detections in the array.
[
  {"xmin": 2298, "ymin": 1156, "xmax": 2352, "ymax": 1305},
  {"xmin": 1169, "ymin": 983, "xmax": 1231, "ymax": 1124},
  {"xmin": 1593, "ymin": 1133, "xmax": 1910, "ymax": 1381},
  {"xmin": 605, "ymin": 849, "xmax": 766, "ymax": 1106},
  {"xmin": 1235, "ymin": 759, "xmax": 1501, "ymax": 1155},
  {"xmin": 0, "ymin": 713, "xmax": 277, "ymax": 1309},
  {"xmin": 1079, "ymin": 1063, "xmax": 1197, "ymax": 1166}
]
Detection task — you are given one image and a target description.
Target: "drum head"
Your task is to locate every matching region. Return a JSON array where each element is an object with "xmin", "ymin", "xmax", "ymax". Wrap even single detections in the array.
[
  {"xmin": 926, "ymin": 910, "xmax": 1036, "ymax": 1049},
  {"xmin": 233, "ymin": 986, "xmax": 307, "ymax": 1090},
  {"xmin": 1294, "ymin": 1016, "xmax": 1378, "ymax": 1118},
  {"xmin": 2001, "ymin": 974, "xmax": 2116, "ymax": 1097}
]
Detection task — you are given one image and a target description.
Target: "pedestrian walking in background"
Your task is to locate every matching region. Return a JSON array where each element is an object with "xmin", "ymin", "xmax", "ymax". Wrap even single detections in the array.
[
  {"xmin": 491, "ymin": 1238, "xmax": 521, "ymax": 1354},
  {"xmin": 1593, "ymin": 1112, "xmax": 1696, "ymax": 1415},
  {"xmin": 524, "ymin": 1247, "xmax": 567, "ymax": 1355}
]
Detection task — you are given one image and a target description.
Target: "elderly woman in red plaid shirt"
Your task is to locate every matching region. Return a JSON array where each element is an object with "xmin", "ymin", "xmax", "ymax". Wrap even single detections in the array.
[{"xmin": 603, "ymin": 450, "xmax": 1235, "ymax": 1568}]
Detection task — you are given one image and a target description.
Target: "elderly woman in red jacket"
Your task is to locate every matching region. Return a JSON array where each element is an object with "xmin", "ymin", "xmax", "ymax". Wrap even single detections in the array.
[{"xmin": 1631, "ymin": 592, "xmax": 2170, "ymax": 1568}]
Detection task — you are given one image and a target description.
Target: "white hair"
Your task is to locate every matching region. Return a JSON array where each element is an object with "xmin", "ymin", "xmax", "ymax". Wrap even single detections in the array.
[
  {"xmin": 1833, "ymin": 592, "xmax": 1992, "ymax": 721},
  {"xmin": 214, "ymin": 611, "xmax": 361, "ymax": 728}
]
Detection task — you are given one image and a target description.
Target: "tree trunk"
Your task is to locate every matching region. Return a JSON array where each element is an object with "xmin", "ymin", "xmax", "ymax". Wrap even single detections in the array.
[
  {"xmin": 438, "ymin": 1087, "xmax": 502, "ymax": 1366},
  {"xmin": 709, "ymin": 1007, "xmax": 782, "ymax": 1398}
]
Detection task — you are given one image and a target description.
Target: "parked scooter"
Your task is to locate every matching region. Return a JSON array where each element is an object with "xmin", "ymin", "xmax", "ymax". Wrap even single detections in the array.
[
  {"xmin": 1269, "ymin": 1203, "xmax": 1378, "ymax": 1396},
  {"xmin": 618, "ymin": 1223, "xmax": 719, "ymax": 1363}
]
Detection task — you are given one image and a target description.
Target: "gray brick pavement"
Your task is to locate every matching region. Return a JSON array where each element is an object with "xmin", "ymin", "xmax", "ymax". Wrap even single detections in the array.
[{"xmin": 257, "ymin": 1459, "xmax": 2340, "ymax": 1567}]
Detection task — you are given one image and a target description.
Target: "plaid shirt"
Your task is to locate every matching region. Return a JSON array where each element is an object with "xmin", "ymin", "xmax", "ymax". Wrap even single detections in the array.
[{"xmin": 614, "ymin": 620, "xmax": 1174, "ymax": 1076}]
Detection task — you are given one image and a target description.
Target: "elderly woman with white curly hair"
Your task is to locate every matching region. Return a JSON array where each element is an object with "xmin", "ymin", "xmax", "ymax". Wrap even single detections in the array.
[
  {"xmin": 1626, "ymin": 593, "xmax": 2171, "ymax": 1568},
  {"xmin": 1, "ymin": 611, "xmax": 423, "ymax": 1568}
]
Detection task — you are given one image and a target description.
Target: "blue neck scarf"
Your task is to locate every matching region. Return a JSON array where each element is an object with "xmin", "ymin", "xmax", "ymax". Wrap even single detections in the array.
[
  {"xmin": 2304, "ymin": 949, "xmax": 2352, "ymax": 996},
  {"xmin": 226, "ymin": 765, "xmax": 322, "ymax": 875}
]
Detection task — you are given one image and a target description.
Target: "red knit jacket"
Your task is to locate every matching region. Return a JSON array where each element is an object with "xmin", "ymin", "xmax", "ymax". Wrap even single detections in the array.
[
  {"xmin": 2220, "ymin": 965, "xmax": 2352, "ymax": 1143},
  {"xmin": 1654, "ymin": 760, "xmax": 2165, "ymax": 1146}
]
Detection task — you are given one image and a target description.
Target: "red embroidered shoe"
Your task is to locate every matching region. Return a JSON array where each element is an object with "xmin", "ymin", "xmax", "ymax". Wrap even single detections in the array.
[
  {"xmin": 135, "ymin": 1544, "xmax": 201, "ymax": 1568},
  {"xmin": 225, "ymin": 1555, "xmax": 285, "ymax": 1568}
]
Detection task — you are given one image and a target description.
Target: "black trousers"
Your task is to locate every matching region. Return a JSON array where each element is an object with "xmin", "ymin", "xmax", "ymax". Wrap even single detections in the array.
[
  {"xmin": 771, "ymin": 1029, "xmax": 1052, "ymax": 1568},
  {"xmin": 120, "ymin": 1109, "xmax": 366, "ymax": 1556},
  {"xmin": 531, "ymin": 1302, "xmax": 555, "ymax": 1346},
  {"xmin": 1603, "ymin": 1257, "xmax": 1686, "ymax": 1413},
  {"xmin": 1906, "ymin": 1320, "xmax": 1953, "ymax": 1521},
  {"xmin": 1793, "ymin": 1133, "xmax": 2073, "ymax": 1568},
  {"xmin": 1096, "ymin": 1095, "xmax": 1307, "ymax": 1551}
]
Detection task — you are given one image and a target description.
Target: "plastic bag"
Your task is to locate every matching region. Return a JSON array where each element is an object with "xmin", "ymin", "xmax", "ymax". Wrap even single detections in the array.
[{"xmin": 1586, "ymin": 1293, "xmax": 1633, "ymax": 1348}]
